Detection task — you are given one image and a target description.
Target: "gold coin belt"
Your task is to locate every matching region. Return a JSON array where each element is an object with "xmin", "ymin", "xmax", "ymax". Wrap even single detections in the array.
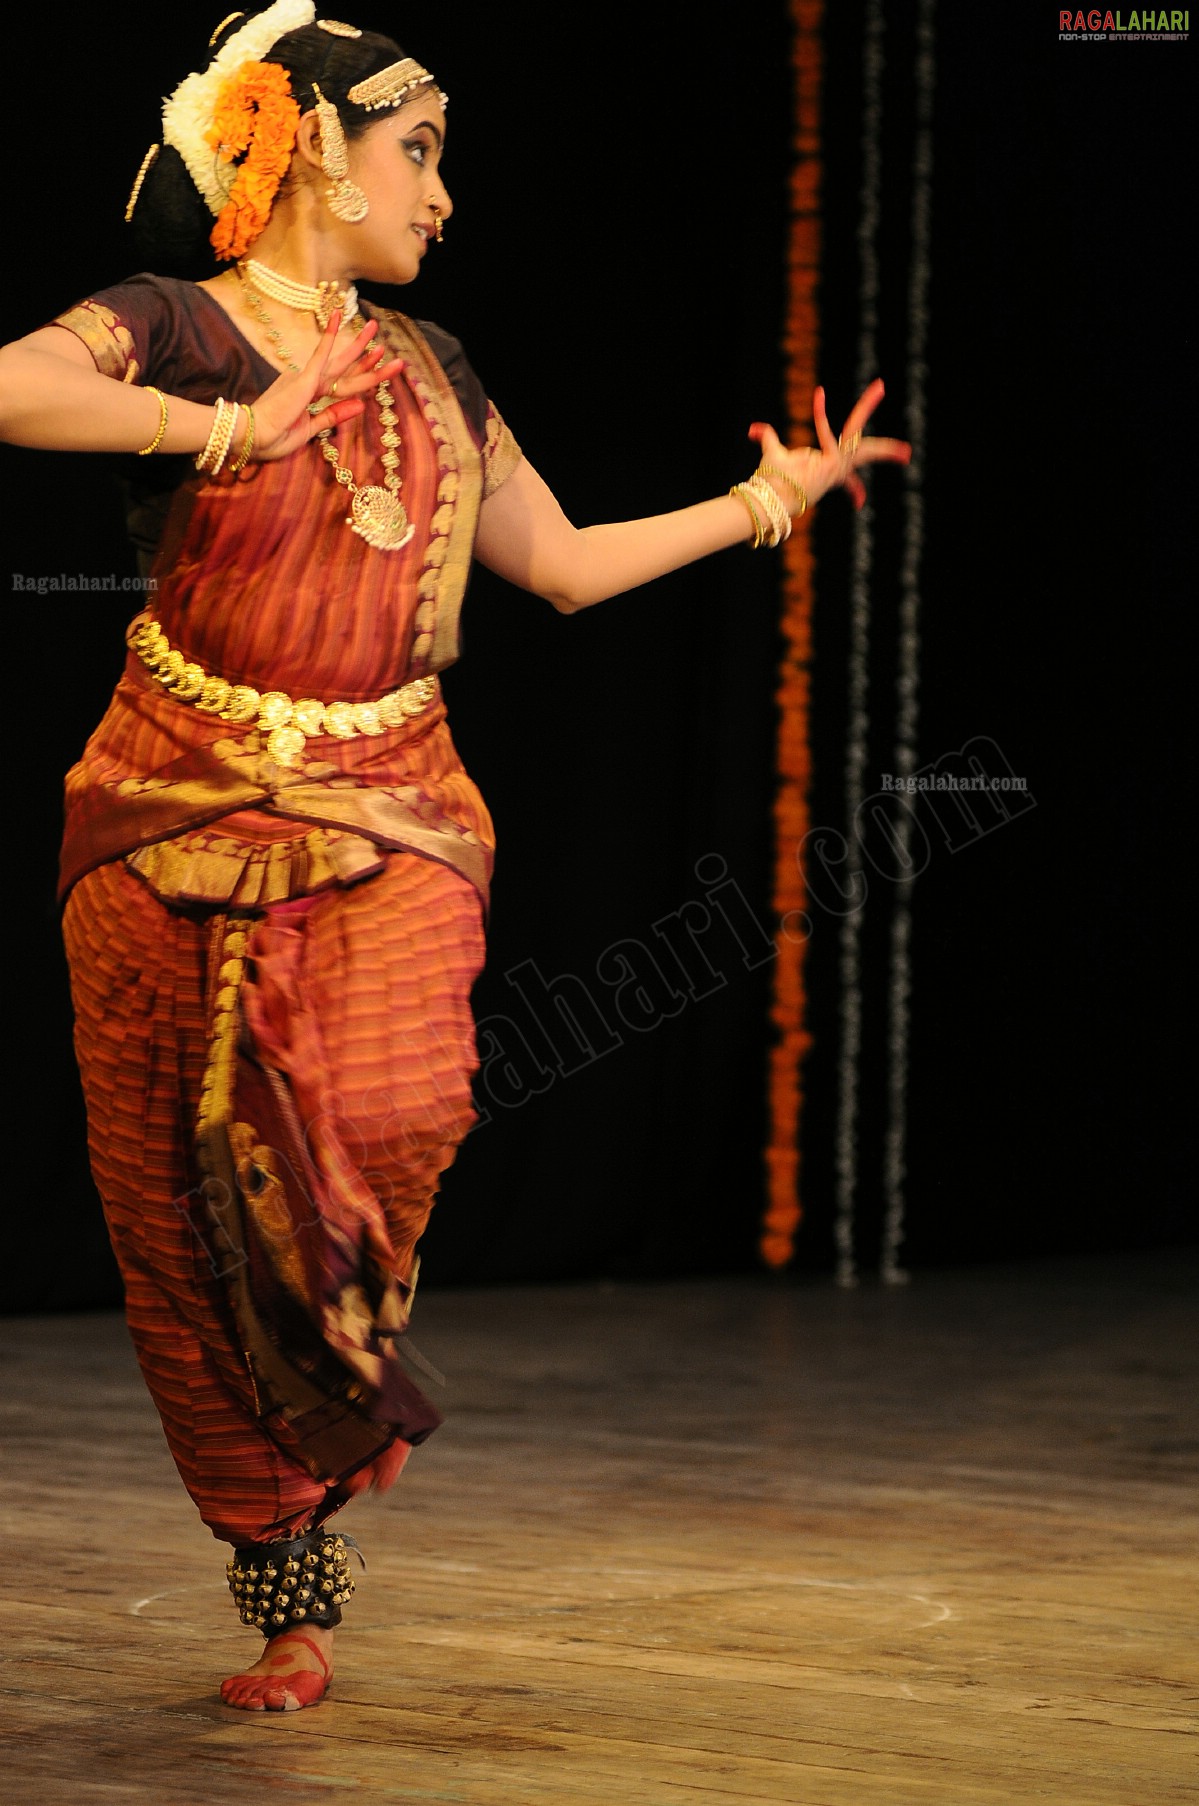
[{"xmin": 128, "ymin": 613, "xmax": 438, "ymax": 768}]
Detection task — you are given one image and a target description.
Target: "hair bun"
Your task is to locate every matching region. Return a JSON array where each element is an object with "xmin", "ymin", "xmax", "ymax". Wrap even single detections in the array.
[{"xmin": 128, "ymin": 142, "xmax": 216, "ymax": 278}]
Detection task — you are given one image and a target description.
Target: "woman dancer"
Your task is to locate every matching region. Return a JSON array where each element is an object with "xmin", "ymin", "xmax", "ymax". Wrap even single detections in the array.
[{"xmin": 0, "ymin": 3, "xmax": 908, "ymax": 1712}]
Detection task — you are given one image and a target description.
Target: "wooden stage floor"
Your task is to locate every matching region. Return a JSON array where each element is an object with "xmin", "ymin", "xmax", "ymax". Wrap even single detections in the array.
[{"xmin": 1, "ymin": 1251, "xmax": 1195, "ymax": 1804}]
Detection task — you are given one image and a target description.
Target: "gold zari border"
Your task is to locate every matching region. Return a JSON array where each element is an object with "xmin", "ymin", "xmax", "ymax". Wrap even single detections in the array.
[
  {"xmin": 53, "ymin": 299, "xmax": 141, "ymax": 384},
  {"xmin": 483, "ymin": 410, "xmax": 523, "ymax": 498}
]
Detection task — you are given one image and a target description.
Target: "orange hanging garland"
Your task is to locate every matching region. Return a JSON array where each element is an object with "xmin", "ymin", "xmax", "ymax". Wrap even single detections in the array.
[
  {"xmin": 207, "ymin": 61, "xmax": 301, "ymax": 262},
  {"xmin": 761, "ymin": 0, "xmax": 824, "ymax": 1270}
]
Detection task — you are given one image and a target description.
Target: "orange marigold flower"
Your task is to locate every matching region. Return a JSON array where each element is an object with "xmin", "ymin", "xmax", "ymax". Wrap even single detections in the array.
[{"xmin": 206, "ymin": 60, "xmax": 301, "ymax": 261}]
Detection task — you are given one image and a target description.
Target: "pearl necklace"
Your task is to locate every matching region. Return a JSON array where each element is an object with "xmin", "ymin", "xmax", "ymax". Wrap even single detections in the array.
[
  {"xmin": 237, "ymin": 265, "xmax": 412, "ymax": 554},
  {"xmin": 239, "ymin": 257, "xmax": 359, "ymax": 330}
]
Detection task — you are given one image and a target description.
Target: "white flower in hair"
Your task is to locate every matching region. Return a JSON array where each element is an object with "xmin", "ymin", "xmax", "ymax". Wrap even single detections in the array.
[{"xmin": 162, "ymin": 0, "xmax": 316, "ymax": 214}]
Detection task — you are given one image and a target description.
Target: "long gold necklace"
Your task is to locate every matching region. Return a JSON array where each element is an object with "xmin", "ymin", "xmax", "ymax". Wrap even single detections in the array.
[{"xmin": 237, "ymin": 265, "xmax": 413, "ymax": 553}]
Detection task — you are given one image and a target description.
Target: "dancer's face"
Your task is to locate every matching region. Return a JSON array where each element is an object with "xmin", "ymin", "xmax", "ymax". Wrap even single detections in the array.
[{"xmin": 337, "ymin": 94, "xmax": 452, "ymax": 285}]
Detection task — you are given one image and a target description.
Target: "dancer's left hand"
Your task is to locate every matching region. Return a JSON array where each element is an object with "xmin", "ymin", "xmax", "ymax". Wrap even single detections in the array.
[{"xmin": 749, "ymin": 379, "xmax": 911, "ymax": 514}]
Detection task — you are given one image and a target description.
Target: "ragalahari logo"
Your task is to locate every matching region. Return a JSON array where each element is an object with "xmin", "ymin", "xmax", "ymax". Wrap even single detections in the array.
[{"xmin": 1059, "ymin": 8, "xmax": 1189, "ymax": 34}]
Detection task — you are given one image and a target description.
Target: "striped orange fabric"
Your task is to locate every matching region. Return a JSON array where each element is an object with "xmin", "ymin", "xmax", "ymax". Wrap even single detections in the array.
[
  {"xmin": 62, "ymin": 661, "xmax": 496, "ymax": 893},
  {"xmin": 138, "ymin": 364, "xmax": 443, "ymax": 701},
  {"xmin": 55, "ymin": 283, "xmax": 500, "ymax": 911},
  {"xmin": 51, "ymin": 278, "xmax": 512, "ymax": 1552},
  {"xmin": 63, "ymin": 854, "xmax": 485, "ymax": 1544}
]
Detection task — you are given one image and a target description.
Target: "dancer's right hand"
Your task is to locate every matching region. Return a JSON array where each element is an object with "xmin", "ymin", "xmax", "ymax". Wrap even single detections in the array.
[{"xmin": 249, "ymin": 313, "xmax": 404, "ymax": 461}]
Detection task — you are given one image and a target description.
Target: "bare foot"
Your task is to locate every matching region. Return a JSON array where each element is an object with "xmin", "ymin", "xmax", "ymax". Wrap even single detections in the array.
[{"xmin": 220, "ymin": 1626, "xmax": 335, "ymax": 1711}]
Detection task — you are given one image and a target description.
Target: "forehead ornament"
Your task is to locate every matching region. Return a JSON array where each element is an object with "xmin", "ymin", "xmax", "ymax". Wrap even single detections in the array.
[{"xmin": 347, "ymin": 59, "xmax": 447, "ymax": 112}]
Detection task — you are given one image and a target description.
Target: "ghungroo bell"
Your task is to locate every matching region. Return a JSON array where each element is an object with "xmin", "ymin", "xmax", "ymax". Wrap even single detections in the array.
[{"xmin": 225, "ymin": 1529, "xmax": 364, "ymax": 1637}]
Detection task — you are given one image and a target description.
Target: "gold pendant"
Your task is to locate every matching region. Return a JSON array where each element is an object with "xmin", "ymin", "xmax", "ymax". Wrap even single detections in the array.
[{"xmin": 349, "ymin": 486, "xmax": 413, "ymax": 551}]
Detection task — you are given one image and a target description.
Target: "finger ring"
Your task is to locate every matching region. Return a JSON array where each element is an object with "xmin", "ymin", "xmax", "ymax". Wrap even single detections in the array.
[
  {"xmin": 329, "ymin": 379, "xmax": 339, "ymax": 398},
  {"xmin": 838, "ymin": 431, "xmax": 861, "ymax": 456}
]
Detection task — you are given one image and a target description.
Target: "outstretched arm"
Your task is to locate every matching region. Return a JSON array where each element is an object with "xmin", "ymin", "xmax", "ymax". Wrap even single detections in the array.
[
  {"xmin": 0, "ymin": 316, "xmax": 399, "ymax": 459},
  {"xmin": 473, "ymin": 380, "xmax": 910, "ymax": 613},
  {"xmin": 473, "ymin": 464, "xmax": 758, "ymax": 613}
]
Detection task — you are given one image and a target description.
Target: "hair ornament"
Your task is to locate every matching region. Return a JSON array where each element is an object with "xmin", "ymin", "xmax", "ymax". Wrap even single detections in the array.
[
  {"xmin": 347, "ymin": 58, "xmax": 447, "ymax": 112},
  {"xmin": 162, "ymin": 0, "xmax": 315, "ymax": 216},
  {"xmin": 124, "ymin": 143, "xmax": 160, "ymax": 222},
  {"xmin": 316, "ymin": 18, "xmax": 361, "ymax": 34},
  {"xmin": 209, "ymin": 12, "xmax": 247, "ymax": 47},
  {"xmin": 206, "ymin": 60, "xmax": 301, "ymax": 260}
]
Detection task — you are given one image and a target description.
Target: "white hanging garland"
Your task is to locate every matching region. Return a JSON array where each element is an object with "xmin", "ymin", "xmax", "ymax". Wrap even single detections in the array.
[
  {"xmin": 880, "ymin": 0, "xmax": 935, "ymax": 1286},
  {"xmin": 832, "ymin": 0, "xmax": 885, "ymax": 1289}
]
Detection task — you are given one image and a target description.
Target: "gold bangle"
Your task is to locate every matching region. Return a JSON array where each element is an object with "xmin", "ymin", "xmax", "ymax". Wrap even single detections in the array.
[
  {"xmin": 228, "ymin": 405, "xmax": 256, "ymax": 474},
  {"xmin": 757, "ymin": 461, "xmax": 808, "ymax": 516},
  {"xmin": 136, "ymin": 386, "xmax": 169, "ymax": 456},
  {"xmin": 742, "ymin": 475, "xmax": 791, "ymax": 546},
  {"xmin": 729, "ymin": 483, "xmax": 766, "ymax": 549}
]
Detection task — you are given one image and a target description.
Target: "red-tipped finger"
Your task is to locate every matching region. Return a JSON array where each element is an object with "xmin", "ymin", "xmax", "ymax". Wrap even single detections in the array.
[
  {"xmin": 751, "ymin": 422, "xmax": 785, "ymax": 459},
  {"xmin": 362, "ymin": 353, "xmax": 404, "ymax": 379},
  {"xmin": 355, "ymin": 354, "xmax": 405, "ymax": 387},
  {"xmin": 842, "ymin": 377, "xmax": 886, "ymax": 439},
  {"xmin": 308, "ymin": 396, "xmax": 367, "ymax": 436},
  {"xmin": 311, "ymin": 318, "xmax": 341, "ymax": 382},
  {"xmin": 338, "ymin": 320, "xmax": 379, "ymax": 355},
  {"xmin": 856, "ymin": 436, "xmax": 911, "ymax": 464},
  {"xmin": 355, "ymin": 343, "xmax": 392, "ymax": 376},
  {"xmin": 324, "ymin": 318, "xmax": 377, "ymax": 373},
  {"xmin": 315, "ymin": 311, "xmax": 346, "ymax": 359},
  {"xmin": 813, "ymin": 386, "xmax": 839, "ymax": 455}
]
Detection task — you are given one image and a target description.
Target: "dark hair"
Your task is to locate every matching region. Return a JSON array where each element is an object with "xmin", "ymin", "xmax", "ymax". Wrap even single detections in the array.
[{"xmin": 128, "ymin": 18, "xmax": 419, "ymax": 276}]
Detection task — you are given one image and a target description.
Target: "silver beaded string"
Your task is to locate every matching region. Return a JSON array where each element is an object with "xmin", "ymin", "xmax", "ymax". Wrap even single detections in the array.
[
  {"xmin": 880, "ymin": 0, "xmax": 936, "ymax": 1287},
  {"xmin": 832, "ymin": 0, "xmax": 885, "ymax": 1290}
]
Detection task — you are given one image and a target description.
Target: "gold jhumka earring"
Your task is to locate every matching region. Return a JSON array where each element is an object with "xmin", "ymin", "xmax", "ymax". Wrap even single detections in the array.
[{"xmin": 311, "ymin": 82, "xmax": 368, "ymax": 223}]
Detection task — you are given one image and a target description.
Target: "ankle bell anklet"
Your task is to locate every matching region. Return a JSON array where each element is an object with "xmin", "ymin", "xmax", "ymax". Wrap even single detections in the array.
[{"xmin": 227, "ymin": 1529, "xmax": 363, "ymax": 1637}]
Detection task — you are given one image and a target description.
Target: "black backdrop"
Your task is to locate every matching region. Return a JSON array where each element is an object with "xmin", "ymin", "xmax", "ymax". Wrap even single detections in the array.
[{"xmin": 2, "ymin": 5, "xmax": 1190, "ymax": 1313}]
